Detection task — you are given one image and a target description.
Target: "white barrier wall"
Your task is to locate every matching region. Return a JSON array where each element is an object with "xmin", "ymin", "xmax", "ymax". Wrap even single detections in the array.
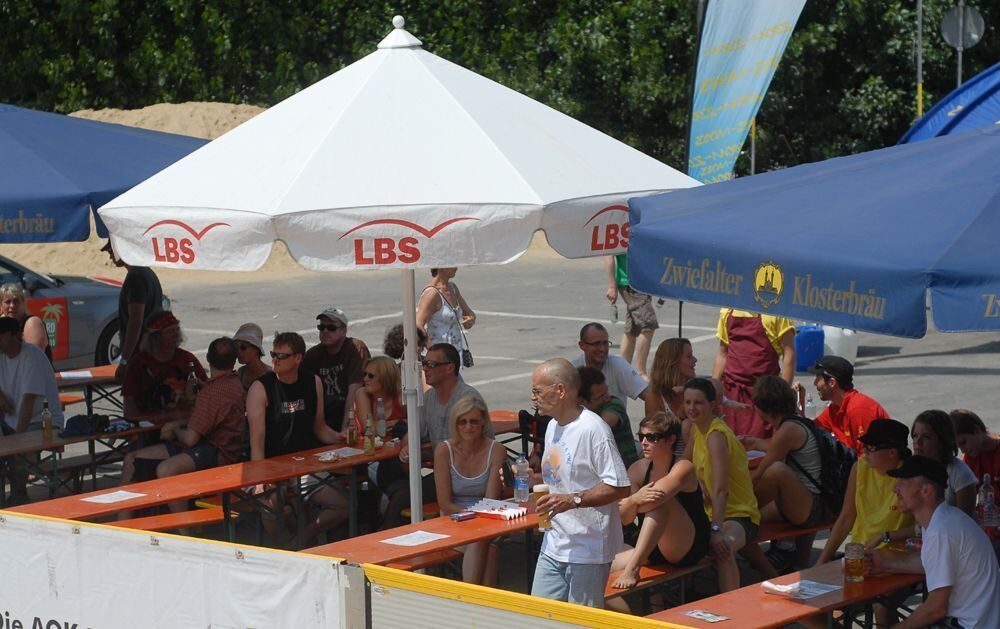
[{"xmin": 0, "ymin": 512, "xmax": 358, "ymax": 629}]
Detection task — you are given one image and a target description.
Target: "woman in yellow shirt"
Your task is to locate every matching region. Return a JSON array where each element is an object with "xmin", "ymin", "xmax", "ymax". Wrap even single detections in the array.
[
  {"xmin": 686, "ymin": 377, "xmax": 763, "ymax": 592},
  {"xmin": 816, "ymin": 419, "xmax": 914, "ymax": 565}
]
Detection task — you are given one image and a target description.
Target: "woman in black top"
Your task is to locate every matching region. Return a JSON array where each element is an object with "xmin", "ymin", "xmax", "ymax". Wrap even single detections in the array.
[
  {"xmin": 0, "ymin": 283, "xmax": 52, "ymax": 362},
  {"xmin": 609, "ymin": 411, "xmax": 710, "ymax": 600}
]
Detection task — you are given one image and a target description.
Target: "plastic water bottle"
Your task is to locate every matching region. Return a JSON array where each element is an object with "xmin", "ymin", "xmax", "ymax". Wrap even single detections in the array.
[
  {"xmin": 375, "ymin": 397, "xmax": 387, "ymax": 438},
  {"xmin": 513, "ymin": 453, "xmax": 530, "ymax": 503},
  {"xmin": 41, "ymin": 401, "xmax": 53, "ymax": 440},
  {"xmin": 980, "ymin": 474, "xmax": 997, "ymax": 524},
  {"xmin": 363, "ymin": 413, "xmax": 376, "ymax": 456},
  {"xmin": 805, "ymin": 393, "xmax": 815, "ymax": 417},
  {"xmin": 609, "ymin": 303, "xmax": 619, "ymax": 324}
]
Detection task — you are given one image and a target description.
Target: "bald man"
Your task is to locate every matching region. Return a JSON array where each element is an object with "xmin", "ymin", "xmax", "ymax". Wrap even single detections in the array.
[{"xmin": 530, "ymin": 358, "xmax": 630, "ymax": 608}]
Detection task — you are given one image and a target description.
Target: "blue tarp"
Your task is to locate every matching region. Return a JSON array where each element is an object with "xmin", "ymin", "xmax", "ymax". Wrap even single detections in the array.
[
  {"xmin": 0, "ymin": 104, "xmax": 206, "ymax": 243},
  {"xmin": 900, "ymin": 60, "xmax": 1000, "ymax": 144},
  {"xmin": 627, "ymin": 126, "xmax": 1000, "ymax": 338}
]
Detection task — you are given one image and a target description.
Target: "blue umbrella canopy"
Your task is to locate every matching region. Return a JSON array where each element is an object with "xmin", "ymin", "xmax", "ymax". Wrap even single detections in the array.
[
  {"xmin": 627, "ymin": 126, "xmax": 1000, "ymax": 338},
  {"xmin": 900, "ymin": 60, "xmax": 1000, "ymax": 144},
  {"xmin": 0, "ymin": 104, "xmax": 206, "ymax": 243}
]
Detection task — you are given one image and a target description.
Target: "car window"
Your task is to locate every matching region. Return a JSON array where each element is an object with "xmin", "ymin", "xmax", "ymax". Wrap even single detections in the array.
[{"xmin": 0, "ymin": 260, "xmax": 21, "ymax": 288}]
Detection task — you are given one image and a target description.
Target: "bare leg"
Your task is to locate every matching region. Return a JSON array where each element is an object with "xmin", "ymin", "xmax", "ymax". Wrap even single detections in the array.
[
  {"xmin": 754, "ymin": 461, "xmax": 812, "ymax": 525},
  {"xmin": 462, "ymin": 540, "xmax": 490, "ymax": 584},
  {"xmin": 118, "ymin": 444, "xmax": 170, "ymax": 520},
  {"xmin": 634, "ymin": 329, "xmax": 655, "ymax": 378},
  {"xmin": 302, "ymin": 485, "xmax": 349, "ymax": 545},
  {"xmin": 717, "ymin": 520, "xmax": 747, "ymax": 592},
  {"xmin": 613, "ymin": 498, "xmax": 695, "ymax": 589},
  {"xmin": 607, "ymin": 546, "xmax": 637, "ymax": 614},
  {"xmin": 156, "ymin": 453, "xmax": 197, "ymax": 514},
  {"xmin": 481, "ymin": 543, "xmax": 499, "ymax": 587},
  {"xmin": 620, "ymin": 332, "xmax": 636, "ymax": 364}
]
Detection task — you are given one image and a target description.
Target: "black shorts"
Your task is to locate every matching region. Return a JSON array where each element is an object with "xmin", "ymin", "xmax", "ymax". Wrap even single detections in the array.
[
  {"xmin": 648, "ymin": 524, "xmax": 711, "ymax": 567},
  {"xmin": 165, "ymin": 441, "xmax": 219, "ymax": 471},
  {"xmin": 729, "ymin": 516, "xmax": 759, "ymax": 543}
]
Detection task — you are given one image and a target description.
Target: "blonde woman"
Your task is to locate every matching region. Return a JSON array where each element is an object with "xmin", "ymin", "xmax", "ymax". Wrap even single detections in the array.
[
  {"xmin": 433, "ymin": 395, "xmax": 505, "ymax": 585},
  {"xmin": 358, "ymin": 356, "xmax": 407, "ymax": 434},
  {"xmin": 0, "ymin": 283, "xmax": 50, "ymax": 361}
]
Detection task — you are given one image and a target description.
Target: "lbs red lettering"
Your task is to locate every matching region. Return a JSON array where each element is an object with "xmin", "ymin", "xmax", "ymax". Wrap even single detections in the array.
[
  {"xmin": 151, "ymin": 237, "xmax": 195, "ymax": 263},
  {"xmin": 621, "ymin": 221, "xmax": 630, "ymax": 248},
  {"xmin": 353, "ymin": 237, "xmax": 423, "ymax": 266},
  {"xmin": 590, "ymin": 222, "xmax": 630, "ymax": 251}
]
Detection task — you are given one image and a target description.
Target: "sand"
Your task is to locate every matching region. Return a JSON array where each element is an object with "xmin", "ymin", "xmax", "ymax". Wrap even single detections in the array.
[{"xmin": 0, "ymin": 102, "xmax": 559, "ymax": 285}]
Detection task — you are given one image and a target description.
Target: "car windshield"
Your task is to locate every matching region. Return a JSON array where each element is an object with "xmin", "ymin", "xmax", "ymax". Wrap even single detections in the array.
[{"xmin": 0, "ymin": 258, "xmax": 56, "ymax": 288}]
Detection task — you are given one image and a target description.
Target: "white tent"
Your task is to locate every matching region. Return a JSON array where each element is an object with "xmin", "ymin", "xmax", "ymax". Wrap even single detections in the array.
[{"xmin": 100, "ymin": 16, "xmax": 698, "ymax": 520}]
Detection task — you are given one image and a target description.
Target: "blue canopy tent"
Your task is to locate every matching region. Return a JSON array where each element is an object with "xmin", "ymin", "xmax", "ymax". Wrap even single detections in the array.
[
  {"xmin": 900, "ymin": 60, "xmax": 1000, "ymax": 144},
  {"xmin": 627, "ymin": 126, "xmax": 1000, "ymax": 339},
  {"xmin": 0, "ymin": 104, "xmax": 206, "ymax": 243}
]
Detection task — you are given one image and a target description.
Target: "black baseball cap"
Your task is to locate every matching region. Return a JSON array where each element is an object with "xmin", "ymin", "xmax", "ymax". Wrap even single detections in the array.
[
  {"xmin": 808, "ymin": 355, "xmax": 854, "ymax": 385},
  {"xmin": 858, "ymin": 418, "xmax": 910, "ymax": 449},
  {"xmin": 887, "ymin": 455, "xmax": 948, "ymax": 488}
]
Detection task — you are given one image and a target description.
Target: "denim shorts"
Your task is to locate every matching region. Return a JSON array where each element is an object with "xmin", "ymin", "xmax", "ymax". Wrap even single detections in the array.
[{"xmin": 530, "ymin": 552, "xmax": 611, "ymax": 609}]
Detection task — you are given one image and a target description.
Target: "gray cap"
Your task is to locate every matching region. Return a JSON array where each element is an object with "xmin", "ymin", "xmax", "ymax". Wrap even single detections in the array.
[{"xmin": 316, "ymin": 307, "xmax": 348, "ymax": 326}]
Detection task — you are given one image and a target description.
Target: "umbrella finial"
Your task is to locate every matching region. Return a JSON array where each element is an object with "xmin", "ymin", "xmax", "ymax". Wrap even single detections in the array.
[{"xmin": 378, "ymin": 16, "xmax": 422, "ymax": 49}]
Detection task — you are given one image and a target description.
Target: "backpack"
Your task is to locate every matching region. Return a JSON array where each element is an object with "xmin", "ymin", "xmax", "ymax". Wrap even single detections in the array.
[{"xmin": 783, "ymin": 415, "xmax": 857, "ymax": 515}]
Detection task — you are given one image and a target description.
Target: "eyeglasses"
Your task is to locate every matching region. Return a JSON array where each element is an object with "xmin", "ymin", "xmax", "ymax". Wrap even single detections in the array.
[
  {"xmin": 457, "ymin": 417, "xmax": 482, "ymax": 427},
  {"xmin": 363, "ymin": 371, "xmax": 377, "ymax": 380},
  {"xmin": 270, "ymin": 351, "xmax": 295, "ymax": 360},
  {"xmin": 863, "ymin": 444, "xmax": 893, "ymax": 453},
  {"xmin": 317, "ymin": 324, "xmax": 344, "ymax": 332},
  {"xmin": 530, "ymin": 383, "xmax": 558, "ymax": 397},
  {"xmin": 637, "ymin": 432, "xmax": 670, "ymax": 443},
  {"xmin": 420, "ymin": 359, "xmax": 445, "ymax": 369},
  {"xmin": 581, "ymin": 340, "xmax": 613, "ymax": 348}
]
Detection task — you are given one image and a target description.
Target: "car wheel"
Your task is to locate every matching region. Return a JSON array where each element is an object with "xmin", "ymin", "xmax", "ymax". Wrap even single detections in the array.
[{"xmin": 95, "ymin": 319, "xmax": 121, "ymax": 366}]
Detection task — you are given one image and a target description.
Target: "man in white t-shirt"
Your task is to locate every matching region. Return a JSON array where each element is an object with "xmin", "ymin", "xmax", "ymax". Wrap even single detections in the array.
[
  {"xmin": 570, "ymin": 323, "xmax": 652, "ymax": 406},
  {"xmin": 0, "ymin": 317, "xmax": 63, "ymax": 432},
  {"xmin": 530, "ymin": 358, "xmax": 630, "ymax": 608},
  {"xmin": 866, "ymin": 455, "xmax": 999, "ymax": 629}
]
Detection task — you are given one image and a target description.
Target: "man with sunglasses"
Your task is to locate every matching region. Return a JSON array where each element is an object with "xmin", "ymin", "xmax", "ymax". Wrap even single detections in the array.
[
  {"xmin": 805, "ymin": 355, "xmax": 889, "ymax": 453},
  {"xmin": 381, "ymin": 343, "xmax": 487, "ymax": 527},
  {"xmin": 571, "ymin": 322, "xmax": 652, "ymax": 407},
  {"xmin": 303, "ymin": 307, "xmax": 370, "ymax": 434},
  {"xmin": 530, "ymin": 358, "xmax": 630, "ymax": 608}
]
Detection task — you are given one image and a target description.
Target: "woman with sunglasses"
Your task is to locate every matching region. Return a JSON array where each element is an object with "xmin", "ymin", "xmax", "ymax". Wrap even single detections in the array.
[
  {"xmin": 416, "ymin": 268, "xmax": 476, "ymax": 358},
  {"xmin": 950, "ymin": 408, "xmax": 1000, "ymax": 499},
  {"xmin": 685, "ymin": 377, "xmax": 761, "ymax": 592},
  {"xmin": 816, "ymin": 419, "xmax": 914, "ymax": 565},
  {"xmin": 608, "ymin": 412, "xmax": 709, "ymax": 600},
  {"xmin": 358, "ymin": 356, "xmax": 407, "ymax": 434},
  {"xmin": 433, "ymin": 395, "xmax": 504, "ymax": 585},
  {"xmin": 233, "ymin": 323, "xmax": 270, "ymax": 390}
]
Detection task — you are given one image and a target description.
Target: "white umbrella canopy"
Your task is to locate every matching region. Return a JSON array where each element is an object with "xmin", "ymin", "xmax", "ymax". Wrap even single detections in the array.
[{"xmin": 98, "ymin": 16, "xmax": 697, "ymax": 521}]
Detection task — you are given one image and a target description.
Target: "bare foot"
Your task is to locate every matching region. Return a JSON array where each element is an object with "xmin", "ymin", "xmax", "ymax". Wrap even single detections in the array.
[{"xmin": 612, "ymin": 566, "xmax": 640, "ymax": 589}]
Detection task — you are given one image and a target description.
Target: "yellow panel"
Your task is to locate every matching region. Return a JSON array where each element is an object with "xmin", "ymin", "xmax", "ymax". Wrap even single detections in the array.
[{"xmin": 363, "ymin": 563, "xmax": 691, "ymax": 629}]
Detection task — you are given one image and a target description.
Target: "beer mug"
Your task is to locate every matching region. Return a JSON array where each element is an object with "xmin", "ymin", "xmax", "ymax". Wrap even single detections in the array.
[
  {"xmin": 844, "ymin": 543, "xmax": 864, "ymax": 583},
  {"xmin": 534, "ymin": 484, "xmax": 551, "ymax": 530}
]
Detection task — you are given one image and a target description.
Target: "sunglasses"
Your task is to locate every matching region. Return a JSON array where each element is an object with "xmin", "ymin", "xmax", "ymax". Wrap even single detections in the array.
[
  {"xmin": 420, "ymin": 359, "xmax": 446, "ymax": 369},
  {"xmin": 457, "ymin": 417, "xmax": 483, "ymax": 427},
  {"xmin": 317, "ymin": 324, "xmax": 344, "ymax": 332},
  {"xmin": 637, "ymin": 432, "xmax": 671, "ymax": 443},
  {"xmin": 863, "ymin": 444, "xmax": 894, "ymax": 453},
  {"xmin": 270, "ymin": 351, "xmax": 295, "ymax": 360},
  {"xmin": 530, "ymin": 383, "xmax": 558, "ymax": 397},
  {"xmin": 581, "ymin": 340, "xmax": 613, "ymax": 348},
  {"xmin": 363, "ymin": 371, "xmax": 377, "ymax": 380}
]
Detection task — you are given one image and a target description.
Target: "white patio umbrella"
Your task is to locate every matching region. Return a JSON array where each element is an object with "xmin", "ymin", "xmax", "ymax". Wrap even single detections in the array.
[{"xmin": 99, "ymin": 16, "xmax": 698, "ymax": 521}]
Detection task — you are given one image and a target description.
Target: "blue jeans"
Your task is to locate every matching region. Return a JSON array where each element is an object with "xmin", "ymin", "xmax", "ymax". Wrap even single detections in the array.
[{"xmin": 530, "ymin": 552, "xmax": 611, "ymax": 608}]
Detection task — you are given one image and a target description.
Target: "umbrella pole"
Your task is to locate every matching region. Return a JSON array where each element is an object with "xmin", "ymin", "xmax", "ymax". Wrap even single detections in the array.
[
  {"xmin": 401, "ymin": 269, "xmax": 424, "ymax": 523},
  {"xmin": 678, "ymin": 300, "xmax": 684, "ymax": 337}
]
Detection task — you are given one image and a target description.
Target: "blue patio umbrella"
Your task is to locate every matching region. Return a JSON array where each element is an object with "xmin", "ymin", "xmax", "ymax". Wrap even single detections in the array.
[
  {"xmin": 0, "ymin": 104, "xmax": 206, "ymax": 243},
  {"xmin": 627, "ymin": 126, "xmax": 1000, "ymax": 338},
  {"xmin": 900, "ymin": 60, "xmax": 1000, "ymax": 144}
]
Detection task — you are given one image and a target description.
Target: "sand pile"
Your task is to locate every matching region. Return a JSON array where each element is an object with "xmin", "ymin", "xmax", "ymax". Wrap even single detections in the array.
[{"xmin": 0, "ymin": 101, "xmax": 558, "ymax": 284}]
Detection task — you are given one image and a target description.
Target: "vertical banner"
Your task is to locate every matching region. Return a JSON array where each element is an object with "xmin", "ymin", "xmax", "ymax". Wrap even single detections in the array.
[{"xmin": 688, "ymin": 0, "xmax": 806, "ymax": 183}]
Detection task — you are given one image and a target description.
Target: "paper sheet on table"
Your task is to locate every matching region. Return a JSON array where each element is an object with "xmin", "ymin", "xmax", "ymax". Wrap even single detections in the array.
[
  {"xmin": 316, "ymin": 447, "xmax": 365, "ymax": 461},
  {"xmin": 762, "ymin": 579, "xmax": 841, "ymax": 599},
  {"xmin": 138, "ymin": 421, "xmax": 154, "ymax": 428},
  {"xmin": 381, "ymin": 530, "xmax": 450, "ymax": 547},
  {"xmin": 59, "ymin": 370, "xmax": 93, "ymax": 379},
  {"xmin": 81, "ymin": 490, "xmax": 147, "ymax": 504},
  {"xmin": 684, "ymin": 610, "xmax": 730, "ymax": 623}
]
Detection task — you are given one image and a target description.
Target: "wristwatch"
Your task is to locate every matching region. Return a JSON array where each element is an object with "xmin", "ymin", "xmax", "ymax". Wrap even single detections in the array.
[
  {"xmin": 710, "ymin": 522, "xmax": 722, "ymax": 534},
  {"xmin": 572, "ymin": 494, "xmax": 583, "ymax": 509}
]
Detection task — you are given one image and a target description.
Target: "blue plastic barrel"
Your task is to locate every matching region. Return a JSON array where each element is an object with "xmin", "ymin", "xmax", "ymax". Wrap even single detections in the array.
[{"xmin": 794, "ymin": 325, "xmax": 824, "ymax": 372}]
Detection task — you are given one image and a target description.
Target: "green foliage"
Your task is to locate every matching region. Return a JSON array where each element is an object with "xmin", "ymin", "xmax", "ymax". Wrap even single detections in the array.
[{"xmin": 2, "ymin": 0, "xmax": 998, "ymax": 173}]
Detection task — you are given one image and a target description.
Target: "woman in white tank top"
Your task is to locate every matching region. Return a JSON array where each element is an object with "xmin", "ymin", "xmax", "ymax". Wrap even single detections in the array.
[{"xmin": 416, "ymin": 267, "xmax": 476, "ymax": 355}]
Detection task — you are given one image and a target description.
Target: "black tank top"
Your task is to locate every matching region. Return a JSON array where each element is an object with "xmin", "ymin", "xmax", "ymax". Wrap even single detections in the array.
[
  {"xmin": 21, "ymin": 315, "xmax": 53, "ymax": 363},
  {"xmin": 639, "ymin": 456, "xmax": 710, "ymax": 532},
  {"xmin": 260, "ymin": 370, "xmax": 320, "ymax": 457}
]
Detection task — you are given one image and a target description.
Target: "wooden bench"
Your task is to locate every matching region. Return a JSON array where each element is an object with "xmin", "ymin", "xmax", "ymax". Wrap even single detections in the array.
[
  {"xmin": 36, "ymin": 451, "xmax": 125, "ymax": 494},
  {"xmin": 401, "ymin": 501, "xmax": 441, "ymax": 520},
  {"xmin": 605, "ymin": 556, "xmax": 713, "ymax": 601},
  {"xmin": 111, "ymin": 506, "xmax": 226, "ymax": 532},
  {"xmin": 59, "ymin": 394, "xmax": 86, "ymax": 410},
  {"xmin": 756, "ymin": 520, "xmax": 832, "ymax": 543}
]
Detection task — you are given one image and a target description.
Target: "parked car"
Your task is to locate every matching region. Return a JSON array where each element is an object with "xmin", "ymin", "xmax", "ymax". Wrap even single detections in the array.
[{"xmin": 0, "ymin": 255, "xmax": 167, "ymax": 371}]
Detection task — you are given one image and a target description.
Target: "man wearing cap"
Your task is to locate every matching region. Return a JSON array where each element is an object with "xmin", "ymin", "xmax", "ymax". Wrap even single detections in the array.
[
  {"xmin": 817, "ymin": 419, "xmax": 914, "ymax": 565},
  {"xmin": 303, "ymin": 307, "xmax": 369, "ymax": 433},
  {"xmin": 104, "ymin": 241, "xmax": 163, "ymax": 382},
  {"xmin": 122, "ymin": 311, "xmax": 206, "ymax": 418},
  {"xmin": 866, "ymin": 455, "xmax": 999, "ymax": 629},
  {"xmin": 807, "ymin": 355, "xmax": 889, "ymax": 453},
  {"xmin": 0, "ymin": 316, "xmax": 64, "ymax": 503}
]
